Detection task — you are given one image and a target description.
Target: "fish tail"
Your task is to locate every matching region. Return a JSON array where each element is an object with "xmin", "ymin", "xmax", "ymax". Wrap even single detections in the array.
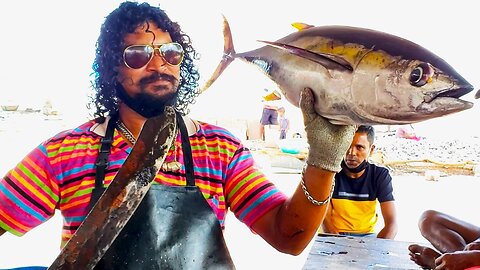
[{"xmin": 199, "ymin": 15, "xmax": 236, "ymax": 93}]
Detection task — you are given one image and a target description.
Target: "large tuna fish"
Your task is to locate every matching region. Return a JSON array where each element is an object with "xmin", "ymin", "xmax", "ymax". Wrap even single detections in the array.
[{"xmin": 202, "ymin": 18, "xmax": 476, "ymax": 125}]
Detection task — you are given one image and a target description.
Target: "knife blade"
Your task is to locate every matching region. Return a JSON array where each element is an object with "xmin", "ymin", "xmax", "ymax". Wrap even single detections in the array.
[{"xmin": 48, "ymin": 106, "xmax": 177, "ymax": 270}]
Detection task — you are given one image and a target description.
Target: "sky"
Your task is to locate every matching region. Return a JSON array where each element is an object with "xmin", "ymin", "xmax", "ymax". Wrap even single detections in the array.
[{"xmin": 1, "ymin": 0, "xmax": 478, "ymax": 137}]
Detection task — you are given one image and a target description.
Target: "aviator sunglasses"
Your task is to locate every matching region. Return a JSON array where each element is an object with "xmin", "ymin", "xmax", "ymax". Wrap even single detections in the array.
[{"xmin": 123, "ymin": 42, "xmax": 184, "ymax": 69}]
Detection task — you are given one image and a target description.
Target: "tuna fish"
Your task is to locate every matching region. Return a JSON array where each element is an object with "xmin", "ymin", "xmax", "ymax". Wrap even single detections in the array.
[{"xmin": 201, "ymin": 17, "xmax": 476, "ymax": 125}]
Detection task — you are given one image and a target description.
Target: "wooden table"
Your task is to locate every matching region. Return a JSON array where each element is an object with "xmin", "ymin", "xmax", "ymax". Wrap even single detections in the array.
[{"xmin": 303, "ymin": 234, "xmax": 422, "ymax": 269}]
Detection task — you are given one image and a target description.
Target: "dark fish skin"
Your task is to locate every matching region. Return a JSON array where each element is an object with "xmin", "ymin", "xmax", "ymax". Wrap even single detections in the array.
[{"xmin": 202, "ymin": 17, "xmax": 476, "ymax": 125}]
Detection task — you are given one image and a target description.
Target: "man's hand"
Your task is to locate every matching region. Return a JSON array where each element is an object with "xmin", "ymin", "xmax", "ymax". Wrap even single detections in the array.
[
  {"xmin": 435, "ymin": 250, "xmax": 480, "ymax": 270},
  {"xmin": 299, "ymin": 88, "xmax": 355, "ymax": 172}
]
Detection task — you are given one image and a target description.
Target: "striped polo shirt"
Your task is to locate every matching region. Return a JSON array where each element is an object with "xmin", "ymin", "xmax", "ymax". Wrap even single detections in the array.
[{"xmin": 0, "ymin": 117, "xmax": 287, "ymax": 247}]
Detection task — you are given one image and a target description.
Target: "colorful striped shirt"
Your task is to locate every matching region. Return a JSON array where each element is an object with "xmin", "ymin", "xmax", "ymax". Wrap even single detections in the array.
[{"xmin": 0, "ymin": 117, "xmax": 287, "ymax": 247}]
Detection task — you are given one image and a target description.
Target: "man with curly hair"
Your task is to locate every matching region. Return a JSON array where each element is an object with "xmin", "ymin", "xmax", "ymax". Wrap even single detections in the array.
[{"xmin": 0, "ymin": 2, "xmax": 354, "ymax": 269}]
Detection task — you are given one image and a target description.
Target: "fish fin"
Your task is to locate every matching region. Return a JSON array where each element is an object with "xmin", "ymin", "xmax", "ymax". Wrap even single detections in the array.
[
  {"xmin": 291, "ymin": 22, "xmax": 315, "ymax": 31},
  {"xmin": 258, "ymin": 40, "xmax": 353, "ymax": 72},
  {"xmin": 199, "ymin": 15, "xmax": 236, "ymax": 93}
]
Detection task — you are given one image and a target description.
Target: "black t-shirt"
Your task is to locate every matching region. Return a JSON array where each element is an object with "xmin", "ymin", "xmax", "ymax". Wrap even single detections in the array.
[{"xmin": 328, "ymin": 162, "xmax": 394, "ymax": 233}]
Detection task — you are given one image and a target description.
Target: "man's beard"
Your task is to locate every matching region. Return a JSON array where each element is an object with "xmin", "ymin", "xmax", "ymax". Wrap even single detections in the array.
[
  {"xmin": 341, "ymin": 159, "xmax": 368, "ymax": 174},
  {"xmin": 116, "ymin": 72, "xmax": 179, "ymax": 118}
]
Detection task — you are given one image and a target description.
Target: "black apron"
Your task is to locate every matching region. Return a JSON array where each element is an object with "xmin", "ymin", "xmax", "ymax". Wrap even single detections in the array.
[{"xmin": 89, "ymin": 113, "xmax": 235, "ymax": 269}]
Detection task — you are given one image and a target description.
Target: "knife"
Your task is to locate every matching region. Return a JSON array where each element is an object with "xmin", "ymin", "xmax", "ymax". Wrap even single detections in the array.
[{"xmin": 48, "ymin": 106, "xmax": 177, "ymax": 269}]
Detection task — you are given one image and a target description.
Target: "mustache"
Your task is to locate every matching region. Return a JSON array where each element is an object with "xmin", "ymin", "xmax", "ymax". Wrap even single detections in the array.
[
  {"xmin": 345, "ymin": 157, "xmax": 359, "ymax": 163},
  {"xmin": 139, "ymin": 72, "xmax": 178, "ymax": 87}
]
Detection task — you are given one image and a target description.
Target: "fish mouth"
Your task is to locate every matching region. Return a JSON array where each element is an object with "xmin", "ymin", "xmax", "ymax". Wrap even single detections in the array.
[
  {"xmin": 418, "ymin": 85, "xmax": 474, "ymax": 113},
  {"xmin": 423, "ymin": 86, "xmax": 473, "ymax": 103}
]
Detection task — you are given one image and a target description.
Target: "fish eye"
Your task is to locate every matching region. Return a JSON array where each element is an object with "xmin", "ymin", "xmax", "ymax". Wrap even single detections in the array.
[{"xmin": 409, "ymin": 62, "xmax": 434, "ymax": 87}]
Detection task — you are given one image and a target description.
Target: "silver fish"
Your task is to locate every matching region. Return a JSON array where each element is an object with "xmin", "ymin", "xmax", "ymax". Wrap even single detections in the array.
[{"xmin": 202, "ymin": 17, "xmax": 476, "ymax": 125}]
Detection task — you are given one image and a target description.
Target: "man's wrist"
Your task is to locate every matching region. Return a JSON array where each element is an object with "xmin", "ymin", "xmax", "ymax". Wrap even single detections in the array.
[{"xmin": 306, "ymin": 156, "xmax": 342, "ymax": 173}]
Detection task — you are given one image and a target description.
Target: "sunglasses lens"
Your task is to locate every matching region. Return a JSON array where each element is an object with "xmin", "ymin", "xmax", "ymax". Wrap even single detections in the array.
[
  {"xmin": 160, "ymin": 43, "xmax": 184, "ymax": 66},
  {"xmin": 124, "ymin": 45, "xmax": 153, "ymax": 69}
]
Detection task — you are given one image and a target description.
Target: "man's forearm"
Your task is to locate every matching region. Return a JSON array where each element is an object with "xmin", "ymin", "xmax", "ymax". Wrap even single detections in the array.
[
  {"xmin": 251, "ymin": 166, "xmax": 336, "ymax": 256},
  {"xmin": 377, "ymin": 224, "xmax": 397, "ymax": 239},
  {"xmin": 274, "ymin": 165, "xmax": 335, "ymax": 253}
]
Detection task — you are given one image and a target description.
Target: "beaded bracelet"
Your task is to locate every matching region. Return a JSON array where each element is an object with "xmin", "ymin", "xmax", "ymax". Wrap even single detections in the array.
[{"xmin": 300, "ymin": 174, "xmax": 335, "ymax": 206}]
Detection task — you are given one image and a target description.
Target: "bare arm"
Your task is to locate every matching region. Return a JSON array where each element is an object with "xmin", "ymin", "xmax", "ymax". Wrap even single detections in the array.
[
  {"xmin": 252, "ymin": 165, "xmax": 335, "ymax": 255},
  {"xmin": 251, "ymin": 88, "xmax": 354, "ymax": 255},
  {"xmin": 377, "ymin": 201, "xmax": 398, "ymax": 239},
  {"xmin": 0, "ymin": 227, "xmax": 5, "ymax": 236}
]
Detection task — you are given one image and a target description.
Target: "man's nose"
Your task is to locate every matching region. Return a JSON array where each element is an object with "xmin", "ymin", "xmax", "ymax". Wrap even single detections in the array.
[{"xmin": 148, "ymin": 49, "xmax": 167, "ymax": 68}]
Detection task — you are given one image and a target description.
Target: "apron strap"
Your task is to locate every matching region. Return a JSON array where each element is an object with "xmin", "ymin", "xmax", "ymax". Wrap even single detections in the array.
[
  {"xmin": 176, "ymin": 112, "xmax": 196, "ymax": 187},
  {"xmin": 94, "ymin": 115, "xmax": 117, "ymax": 190},
  {"xmin": 90, "ymin": 111, "xmax": 195, "ymax": 212},
  {"xmin": 88, "ymin": 115, "xmax": 118, "ymax": 212}
]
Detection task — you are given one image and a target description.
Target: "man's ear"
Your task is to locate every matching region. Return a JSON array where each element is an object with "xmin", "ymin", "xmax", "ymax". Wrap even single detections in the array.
[{"xmin": 369, "ymin": 144, "xmax": 376, "ymax": 156}]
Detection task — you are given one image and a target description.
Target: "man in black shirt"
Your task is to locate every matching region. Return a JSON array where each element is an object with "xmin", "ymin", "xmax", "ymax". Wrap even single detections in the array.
[{"xmin": 321, "ymin": 125, "xmax": 398, "ymax": 239}]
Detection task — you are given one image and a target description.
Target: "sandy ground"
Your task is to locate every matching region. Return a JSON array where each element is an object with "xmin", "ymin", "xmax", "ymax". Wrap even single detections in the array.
[{"xmin": 1, "ymin": 112, "xmax": 480, "ymax": 269}]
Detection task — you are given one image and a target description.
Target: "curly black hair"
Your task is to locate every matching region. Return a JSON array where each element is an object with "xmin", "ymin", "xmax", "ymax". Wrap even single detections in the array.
[{"xmin": 88, "ymin": 1, "xmax": 200, "ymax": 120}]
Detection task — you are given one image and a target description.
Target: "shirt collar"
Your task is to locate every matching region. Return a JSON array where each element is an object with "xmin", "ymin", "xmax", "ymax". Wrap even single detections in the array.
[{"xmin": 90, "ymin": 116, "xmax": 113, "ymax": 137}]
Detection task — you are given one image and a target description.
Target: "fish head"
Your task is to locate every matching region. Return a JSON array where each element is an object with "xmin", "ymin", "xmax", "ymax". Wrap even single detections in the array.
[
  {"xmin": 349, "ymin": 58, "xmax": 474, "ymax": 125},
  {"xmin": 348, "ymin": 42, "xmax": 474, "ymax": 125}
]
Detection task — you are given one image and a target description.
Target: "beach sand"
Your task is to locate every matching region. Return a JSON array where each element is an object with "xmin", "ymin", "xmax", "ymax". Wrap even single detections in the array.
[{"xmin": 1, "ymin": 111, "xmax": 479, "ymax": 269}]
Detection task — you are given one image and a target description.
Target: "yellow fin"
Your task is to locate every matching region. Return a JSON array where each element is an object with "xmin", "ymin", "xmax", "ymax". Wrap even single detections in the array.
[{"xmin": 291, "ymin": 22, "xmax": 315, "ymax": 31}]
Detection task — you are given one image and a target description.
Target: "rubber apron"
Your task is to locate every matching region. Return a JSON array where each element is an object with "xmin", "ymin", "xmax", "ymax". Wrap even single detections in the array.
[{"xmin": 90, "ymin": 113, "xmax": 235, "ymax": 269}]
